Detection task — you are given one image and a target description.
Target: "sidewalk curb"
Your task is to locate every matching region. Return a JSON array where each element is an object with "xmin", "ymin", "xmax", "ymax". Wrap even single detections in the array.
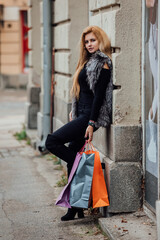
[{"xmin": 99, "ymin": 218, "xmax": 115, "ymax": 240}]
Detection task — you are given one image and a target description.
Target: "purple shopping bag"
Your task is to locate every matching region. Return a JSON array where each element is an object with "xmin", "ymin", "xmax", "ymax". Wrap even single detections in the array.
[{"xmin": 55, "ymin": 144, "xmax": 86, "ymax": 208}]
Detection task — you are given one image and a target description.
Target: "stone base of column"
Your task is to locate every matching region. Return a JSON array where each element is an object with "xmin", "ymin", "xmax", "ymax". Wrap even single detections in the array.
[
  {"xmin": 103, "ymin": 157, "xmax": 142, "ymax": 214},
  {"xmin": 25, "ymin": 86, "xmax": 40, "ymax": 129},
  {"xmin": 25, "ymin": 102, "xmax": 39, "ymax": 129}
]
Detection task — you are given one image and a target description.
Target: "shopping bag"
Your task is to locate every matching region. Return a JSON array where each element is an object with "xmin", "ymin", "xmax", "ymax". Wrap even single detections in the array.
[
  {"xmin": 69, "ymin": 150, "xmax": 95, "ymax": 209},
  {"xmin": 92, "ymin": 150, "xmax": 109, "ymax": 208},
  {"xmin": 55, "ymin": 144, "xmax": 86, "ymax": 208}
]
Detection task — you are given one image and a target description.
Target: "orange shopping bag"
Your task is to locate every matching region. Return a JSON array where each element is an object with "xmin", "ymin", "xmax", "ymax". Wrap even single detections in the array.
[
  {"xmin": 91, "ymin": 147, "xmax": 109, "ymax": 208},
  {"xmin": 85, "ymin": 143, "xmax": 109, "ymax": 208}
]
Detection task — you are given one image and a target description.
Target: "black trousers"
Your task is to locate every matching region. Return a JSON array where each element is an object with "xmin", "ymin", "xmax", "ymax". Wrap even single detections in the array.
[{"xmin": 45, "ymin": 104, "xmax": 92, "ymax": 176}]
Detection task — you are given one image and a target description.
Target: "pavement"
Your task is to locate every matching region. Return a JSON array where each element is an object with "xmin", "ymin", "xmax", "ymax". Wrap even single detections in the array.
[
  {"xmin": 0, "ymin": 88, "xmax": 158, "ymax": 240},
  {"xmin": 99, "ymin": 211, "xmax": 157, "ymax": 240},
  {"xmin": 0, "ymin": 89, "xmax": 110, "ymax": 240}
]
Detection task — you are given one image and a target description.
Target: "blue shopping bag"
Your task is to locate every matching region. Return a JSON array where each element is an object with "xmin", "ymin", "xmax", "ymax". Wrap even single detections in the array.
[{"xmin": 69, "ymin": 152, "xmax": 95, "ymax": 209}]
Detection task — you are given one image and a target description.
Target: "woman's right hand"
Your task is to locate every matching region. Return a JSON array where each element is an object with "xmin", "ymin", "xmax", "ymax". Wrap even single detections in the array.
[{"xmin": 69, "ymin": 111, "xmax": 72, "ymax": 121}]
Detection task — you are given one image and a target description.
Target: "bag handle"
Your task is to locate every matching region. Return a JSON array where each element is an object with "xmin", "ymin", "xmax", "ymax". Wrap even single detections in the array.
[
  {"xmin": 79, "ymin": 141, "xmax": 87, "ymax": 153},
  {"xmin": 85, "ymin": 141, "xmax": 96, "ymax": 151}
]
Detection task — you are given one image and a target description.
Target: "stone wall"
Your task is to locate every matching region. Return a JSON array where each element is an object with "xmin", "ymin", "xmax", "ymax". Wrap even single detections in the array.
[
  {"xmin": 89, "ymin": 0, "xmax": 142, "ymax": 213},
  {"xmin": 25, "ymin": 0, "xmax": 42, "ymax": 129},
  {"xmin": 52, "ymin": 0, "xmax": 89, "ymax": 130}
]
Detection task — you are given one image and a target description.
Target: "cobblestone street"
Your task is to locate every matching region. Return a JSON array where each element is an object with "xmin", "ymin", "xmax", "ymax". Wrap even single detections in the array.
[{"xmin": 0, "ymin": 89, "xmax": 109, "ymax": 240}]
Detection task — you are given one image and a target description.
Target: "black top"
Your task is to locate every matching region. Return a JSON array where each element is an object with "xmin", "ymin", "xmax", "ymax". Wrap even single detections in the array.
[{"xmin": 78, "ymin": 66, "xmax": 111, "ymax": 122}]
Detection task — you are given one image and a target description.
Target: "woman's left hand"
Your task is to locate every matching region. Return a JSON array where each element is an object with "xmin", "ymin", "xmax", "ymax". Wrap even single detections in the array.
[{"xmin": 85, "ymin": 126, "xmax": 94, "ymax": 143}]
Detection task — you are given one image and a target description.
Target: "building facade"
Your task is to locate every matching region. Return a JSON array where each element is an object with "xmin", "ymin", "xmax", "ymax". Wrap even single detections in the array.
[
  {"xmin": 0, "ymin": 0, "xmax": 29, "ymax": 88},
  {"xmin": 142, "ymin": 0, "xmax": 160, "ymax": 216},
  {"xmin": 26, "ymin": 0, "xmax": 160, "ymax": 231}
]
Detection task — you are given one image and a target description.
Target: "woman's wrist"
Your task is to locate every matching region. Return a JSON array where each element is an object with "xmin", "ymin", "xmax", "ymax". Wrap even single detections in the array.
[
  {"xmin": 88, "ymin": 120, "xmax": 95, "ymax": 128},
  {"xmin": 89, "ymin": 120, "xmax": 95, "ymax": 123}
]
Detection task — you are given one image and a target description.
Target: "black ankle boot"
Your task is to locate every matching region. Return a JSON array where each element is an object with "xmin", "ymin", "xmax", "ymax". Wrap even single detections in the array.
[
  {"xmin": 77, "ymin": 209, "xmax": 84, "ymax": 218},
  {"xmin": 61, "ymin": 208, "xmax": 77, "ymax": 221},
  {"xmin": 61, "ymin": 208, "xmax": 84, "ymax": 221}
]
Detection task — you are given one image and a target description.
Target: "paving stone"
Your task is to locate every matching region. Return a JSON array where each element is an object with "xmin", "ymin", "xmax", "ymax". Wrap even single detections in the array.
[
  {"xmin": 0, "ymin": 149, "xmax": 8, "ymax": 153},
  {"xmin": 9, "ymin": 150, "xmax": 19, "ymax": 156},
  {"xmin": 2, "ymin": 152, "xmax": 11, "ymax": 158}
]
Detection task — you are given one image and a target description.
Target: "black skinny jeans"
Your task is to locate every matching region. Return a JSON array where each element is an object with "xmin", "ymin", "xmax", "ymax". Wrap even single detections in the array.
[{"xmin": 45, "ymin": 103, "xmax": 92, "ymax": 176}]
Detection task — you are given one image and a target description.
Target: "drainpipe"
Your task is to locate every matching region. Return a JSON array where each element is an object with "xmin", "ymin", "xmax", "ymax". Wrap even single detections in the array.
[
  {"xmin": 50, "ymin": 48, "xmax": 55, "ymax": 133},
  {"xmin": 38, "ymin": 0, "xmax": 52, "ymax": 152}
]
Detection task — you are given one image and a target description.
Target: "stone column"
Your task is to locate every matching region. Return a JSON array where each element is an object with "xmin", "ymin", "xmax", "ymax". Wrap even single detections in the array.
[
  {"xmin": 37, "ymin": 0, "xmax": 52, "ymax": 150},
  {"xmin": 89, "ymin": 0, "xmax": 142, "ymax": 213},
  {"xmin": 53, "ymin": 0, "xmax": 89, "ymax": 130},
  {"xmin": 25, "ymin": 0, "xmax": 41, "ymax": 129}
]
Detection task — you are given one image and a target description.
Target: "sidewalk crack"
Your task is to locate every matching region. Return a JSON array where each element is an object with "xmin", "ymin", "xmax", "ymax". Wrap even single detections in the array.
[{"xmin": 1, "ymin": 192, "xmax": 15, "ymax": 240}]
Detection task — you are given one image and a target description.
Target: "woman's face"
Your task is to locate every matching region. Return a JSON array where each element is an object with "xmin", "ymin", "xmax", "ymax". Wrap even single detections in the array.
[{"xmin": 84, "ymin": 32, "xmax": 99, "ymax": 54}]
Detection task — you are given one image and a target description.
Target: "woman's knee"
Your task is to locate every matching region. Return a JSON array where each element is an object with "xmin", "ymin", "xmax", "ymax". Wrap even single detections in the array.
[{"xmin": 45, "ymin": 134, "xmax": 57, "ymax": 151}]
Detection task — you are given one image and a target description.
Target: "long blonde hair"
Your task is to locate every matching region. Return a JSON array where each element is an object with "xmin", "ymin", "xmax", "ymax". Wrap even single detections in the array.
[{"xmin": 71, "ymin": 25, "xmax": 111, "ymax": 99}]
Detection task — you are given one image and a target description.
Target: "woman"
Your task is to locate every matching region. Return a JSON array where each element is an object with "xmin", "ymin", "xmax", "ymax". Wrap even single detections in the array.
[{"xmin": 45, "ymin": 25, "xmax": 113, "ymax": 221}]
